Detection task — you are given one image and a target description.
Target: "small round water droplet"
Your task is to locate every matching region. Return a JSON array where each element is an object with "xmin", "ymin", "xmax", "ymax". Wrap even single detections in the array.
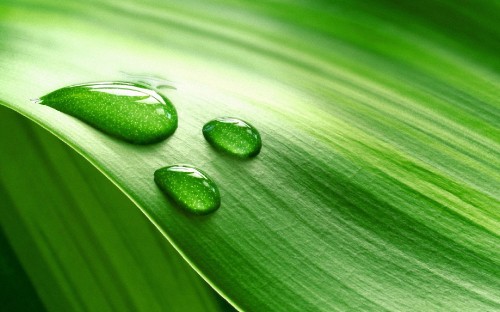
[
  {"xmin": 154, "ymin": 165, "xmax": 220, "ymax": 215},
  {"xmin": 202, "ymin": 117, "xmax": 261, "ymax": 158},
  {"xmin": 38, "ymin": 82, "xmax": 178, "ymax": 144}
]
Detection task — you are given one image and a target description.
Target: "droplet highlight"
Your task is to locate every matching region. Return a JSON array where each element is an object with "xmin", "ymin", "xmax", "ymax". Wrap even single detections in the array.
[
  {"xmin": 203, "ymin": 117, "xmax": 261, "ymax": 158},
  {"xmin": 38, "ymin": 82, "xmax": 178, "ymax": 144},
  {"xmin": 154, "ymin": 165, "xmax": 220, "ymax": 215}
]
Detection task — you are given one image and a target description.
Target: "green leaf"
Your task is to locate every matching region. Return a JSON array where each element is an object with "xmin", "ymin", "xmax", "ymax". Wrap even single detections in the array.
[
  {"xmin": 0, "ymin": 107, "xmax": 226, "ymax": 312},
  {"xmin": 0, "ymin": 224, "xmax": 45, "ymax": 311},
  {"xmin": 1, "ymin": 0, "xmax": 499, "ymax": 311}
]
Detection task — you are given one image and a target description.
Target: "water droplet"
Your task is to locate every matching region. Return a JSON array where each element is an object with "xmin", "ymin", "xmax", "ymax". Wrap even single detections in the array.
[
  {"xmin": 38, "ymin": 82, "xmax": 178, "ymax": 144},
  {"xmin": 154, "ymin": 165, "xmax": 220, "ymax": 215},
  {"xmin": 203, "ymin": 117, "xmax": 261, "ymax": 157}
]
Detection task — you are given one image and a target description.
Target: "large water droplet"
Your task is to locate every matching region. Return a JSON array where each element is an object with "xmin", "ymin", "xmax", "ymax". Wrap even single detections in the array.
[
  {"xmin": 154, "ymin": 165, "xmax": 220, "ymax": 215},
  {"xmin": 38, "ymin": 82, "xmax": 178, "ymax": 144},
  {"xmin": 202, "ymin": 117, "xmax": 261, "ymax": 158}
]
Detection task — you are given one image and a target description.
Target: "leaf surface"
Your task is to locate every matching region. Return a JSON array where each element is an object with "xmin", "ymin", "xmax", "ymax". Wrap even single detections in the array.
[
  {"xmin": 0, "ymin": 108, "xmax": 226, "ymax": 311},
  {"xmin": 0, "ymin": 0, "xmax": 499, "ymax": 310}
]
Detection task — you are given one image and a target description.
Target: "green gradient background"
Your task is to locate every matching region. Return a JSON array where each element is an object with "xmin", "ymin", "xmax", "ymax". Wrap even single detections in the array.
[{"xmin": 0, "ymin": 0, "xmax": 499, "ymax": 311}]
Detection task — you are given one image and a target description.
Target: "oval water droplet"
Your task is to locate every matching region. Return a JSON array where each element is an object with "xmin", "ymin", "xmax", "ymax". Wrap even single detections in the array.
[
  {"xmin": 38, "ymin": 82, "xmax": 178, "ymax": 144},
  {"xmin": 202, "ymin": 117, "xmax": 261, "ymax": 158},
  {"xmin": 154, "ymin": 165, "xmax": 220, "ymax": 215}
]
